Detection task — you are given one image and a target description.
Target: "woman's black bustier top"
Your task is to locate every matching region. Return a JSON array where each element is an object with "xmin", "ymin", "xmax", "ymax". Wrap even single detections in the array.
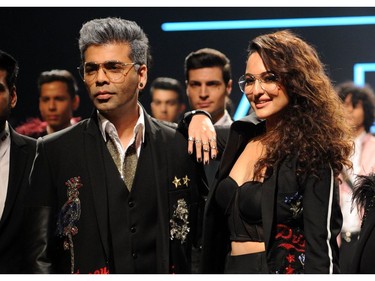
[{"xmin": 215, "ymin": 177, "xmax": 264, "ymax": 242}]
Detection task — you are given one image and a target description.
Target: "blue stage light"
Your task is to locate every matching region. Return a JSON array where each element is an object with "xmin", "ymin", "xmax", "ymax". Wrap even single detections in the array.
[
  {"xmin": 233, "ymin": 94, "xmax": 250, "ymax": 121},
  {"xmin": 161, "ymin": 16, "xmax": 375, "ymax": 32}
]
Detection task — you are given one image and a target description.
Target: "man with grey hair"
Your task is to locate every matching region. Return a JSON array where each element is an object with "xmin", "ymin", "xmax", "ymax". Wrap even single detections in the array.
[{"xmin": 24, "ymin": 17, "xmax": 216, "ymax": 274}]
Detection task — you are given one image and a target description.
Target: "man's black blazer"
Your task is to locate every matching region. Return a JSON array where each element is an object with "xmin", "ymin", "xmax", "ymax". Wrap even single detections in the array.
[
  {"xmin": 350, "ymin": 190, "xmax": 375, "ymax": 273},
  {"xmin": 24, "ymin": 109, "xmax": 207, "ymax": 273},
  {"xmin": 0, "ymin": 126, "xmax": 36, "ymax": 273}
]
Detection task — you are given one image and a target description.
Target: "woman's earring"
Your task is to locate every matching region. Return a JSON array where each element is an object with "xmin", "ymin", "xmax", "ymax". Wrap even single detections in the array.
[{"xmin": 139, "ymin": 82, "xmax": 143, "ymax": 87}]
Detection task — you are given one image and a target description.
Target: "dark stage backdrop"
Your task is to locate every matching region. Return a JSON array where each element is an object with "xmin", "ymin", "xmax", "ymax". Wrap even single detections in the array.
[{"xmin": 1, "ymin": 7, "xmax": 375, "ymax": 126}]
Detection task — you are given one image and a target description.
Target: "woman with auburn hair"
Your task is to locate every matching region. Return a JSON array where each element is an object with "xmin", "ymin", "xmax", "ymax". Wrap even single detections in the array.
[{"xmin": 200, "ymin": 30, "xmax": 353, "ymax": 274}]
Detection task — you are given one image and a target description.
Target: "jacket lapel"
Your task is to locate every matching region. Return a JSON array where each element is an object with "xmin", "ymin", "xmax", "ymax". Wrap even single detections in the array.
[
  {"xmin": 143, "ymin": 113, "xmax": 170, "ymax": 272},
  {"xmin": 83, "ymin": 115, "xmax": 110, "ymax": 260},
  {"xmin": 261, "ymin": 166, "xmax": 278, "ymax": 252},
  {"xmin": 0, "ymin": 128, "xmax": 30, "ymax": 227},
  {"xmin": 205, "ymin": 125, "xmax": 244, "ymax": 217},
  {"xmin": 214, "ymin": 114, "xmax": 277, "ymax": 252},
  {"xmin": 351, "ymin": 207, "xmax": 375, "ymax": 272},
  {"xmin": 215, "ymin": 113, "xmax": 265, "ymax": 187}
]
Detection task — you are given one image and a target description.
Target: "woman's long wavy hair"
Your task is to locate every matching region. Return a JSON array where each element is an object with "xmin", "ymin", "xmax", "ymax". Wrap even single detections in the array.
[{"xmin": 250, "ymin": 30, "xmax": 353, "ymax": 180}]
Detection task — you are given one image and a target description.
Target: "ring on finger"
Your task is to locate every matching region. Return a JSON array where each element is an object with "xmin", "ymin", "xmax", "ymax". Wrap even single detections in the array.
[
  {"xmin": 195, "ymin": 139, "xmax": 202, "ymax": 144},
  {"xmin": 209, "ymin": 137, "xmax": 216, "ymax": 142},
  {"xmin": 202, "ymin": 141, "xmax": 209, "ymax": 145},
  {"xmin": 188, "ymin": 136, "xmax": 195, "ymax": 142},
  {"xmin": 203, "ymin": 147, "xmax": 210, "ymax": 152},
  {"xmin": 211, "ymin": 146, "xmax": 217, "ymax": 150}
]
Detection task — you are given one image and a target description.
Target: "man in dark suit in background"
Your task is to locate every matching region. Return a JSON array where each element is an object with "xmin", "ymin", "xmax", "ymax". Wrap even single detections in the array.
[
  {"xmin": 24, "ymin": 17, "xmax": 216, "ymax": 274},
  {"xmin": 0, "ymin": 50, "xmax": 36, "ymax": 273},
  {"xmin": 149, "ymin": 77, "xmax": 186, "ymax": 123},
  {"xmin": 184, "ymin": 48, "xmax": 233, "ymax": 272},
  {"xmin": 15, "ymin": 69, "xmax": 81, "ymax": 138},
  {"xmin": 184, "ymin": 48, "xmax": 233, "ymax": 186}
]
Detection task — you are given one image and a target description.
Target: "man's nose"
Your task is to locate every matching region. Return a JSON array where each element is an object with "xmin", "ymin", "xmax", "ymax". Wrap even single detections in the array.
[
  {"xmin": 199, "ymin": 85, "xmax": 209, "ymax": 97},
  {"xmin": 96, "ymin": 66, "xmax": 110, "ymax": 82},
  {"xmin": 48, "ymin": 100, "xmax": 56, "ymax": 110},
  {"xmin": 160, "ymin": 103, "xmax": 168, "ymax": 112}
]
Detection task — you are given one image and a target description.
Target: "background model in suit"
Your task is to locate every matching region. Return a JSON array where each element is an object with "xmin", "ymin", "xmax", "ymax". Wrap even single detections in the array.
[
  {"xmin": 184, "ymin": 47, "xmax": 233, "ymax": 186},
  {"xmin": 15, "ymin": 69, "xmax": 81, "ymax": 138},
  {"xmin": 0, "ymin": 50, "xmax": 36, "ymax": 273},
  {"xmin": 335, "ymin": 81, "xmax": 375, "ymax": 273},
  {"xmin": 149, "ymin": 77, "xmax": 186, "ymax": 123},
  {"xmin": 183, "ymin": 47, "xmax": 234, "ymax": 272}
]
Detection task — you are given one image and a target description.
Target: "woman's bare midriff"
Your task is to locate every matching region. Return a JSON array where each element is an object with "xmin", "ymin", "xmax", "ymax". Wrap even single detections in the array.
[{"xmin": 231, "ymin": 241, "xmax": 266, "ymax": 256}]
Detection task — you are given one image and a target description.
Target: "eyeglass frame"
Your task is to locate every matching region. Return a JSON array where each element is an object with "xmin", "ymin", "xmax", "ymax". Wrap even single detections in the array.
[
  {"xmin": 77, "ymin": 60, "xmax": 140, "ymax": 83},
  {"xmin": 238, "ymin": 71, "xmax": 279, "ymax": 93}
]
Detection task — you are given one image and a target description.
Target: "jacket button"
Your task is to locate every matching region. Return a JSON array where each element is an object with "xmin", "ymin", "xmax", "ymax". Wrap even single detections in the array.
[
  {"xmin": 128, "ymin": 201, "xmax": 134, "ymax": 207},
  {"xmin": 130, "ymin": 226, "xmax": 136, "ymax": 233},
  {"xmin": 132, "ymin": 252, "xmax": 137, "ymax": 259}
]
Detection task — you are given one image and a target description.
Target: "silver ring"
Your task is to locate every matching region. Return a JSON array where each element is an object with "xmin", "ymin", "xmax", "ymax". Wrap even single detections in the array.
[
  {"xmin": 195, "ymin": 139, "xmax": 202, "ymax": 144},
  {"xmin": 202, "ymin": 141, "xmax": 209, "ymax": 145},
  {"xmin": 211, "ymin": 146, "xmax": 217, "ymax": 150},
  {"xmin": 209, "ymin": 137, "xmax": 216, "ymax": 142},
  {"xmin": 203, "ymin": 147, "xmax": 210, "ymax": 152},
  {"xmin": 188, "ymin": 136, "xmax": 194, "ymax": 142}
]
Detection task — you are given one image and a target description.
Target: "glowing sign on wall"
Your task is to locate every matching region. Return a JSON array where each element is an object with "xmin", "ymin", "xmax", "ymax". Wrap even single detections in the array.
[
  {"xmin": 354, "ymin": 63, "xmax": 375, "ymax": 134},
  {"xmin": 354, "ymin": 63, "xmax": 375, "ymax": 86}
]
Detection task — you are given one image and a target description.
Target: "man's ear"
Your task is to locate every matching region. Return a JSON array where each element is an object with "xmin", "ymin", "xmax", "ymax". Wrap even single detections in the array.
[
  {"xmin": 72, "ymin": 95, "xmax": 80, "ymax": 111},
  {"xmin": 185, "ymin": 80, "xmax": 190, "ymax": 97},
  {"xmin": 10, "ymin": 86, "xmax": 17, "ymax": 109},
  {"xmin": 179, "ymin": 103, "xmax": 186, "ymax": 114},
  {"xmin": 226, "ymin": 79, "xmax": 233, "ymax": 96},
  {"xmin": 137, "ymin": 64, "xmax": 147, "ymax": 90}
]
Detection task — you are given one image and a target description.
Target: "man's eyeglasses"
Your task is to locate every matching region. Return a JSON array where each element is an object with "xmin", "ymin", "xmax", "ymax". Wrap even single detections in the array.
[
  {"xmin": 77, "ymin": 61, "xmax": 139, "ymax": 83},
  {"xmin": 238, "ymin": 72, "xmax": 279, "ymax": 93}
]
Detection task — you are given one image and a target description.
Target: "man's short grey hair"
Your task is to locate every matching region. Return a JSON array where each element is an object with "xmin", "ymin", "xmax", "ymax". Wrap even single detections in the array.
[{"xmin": 78, "ymin": 17, "xmax": 151, "ymax": 67}]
